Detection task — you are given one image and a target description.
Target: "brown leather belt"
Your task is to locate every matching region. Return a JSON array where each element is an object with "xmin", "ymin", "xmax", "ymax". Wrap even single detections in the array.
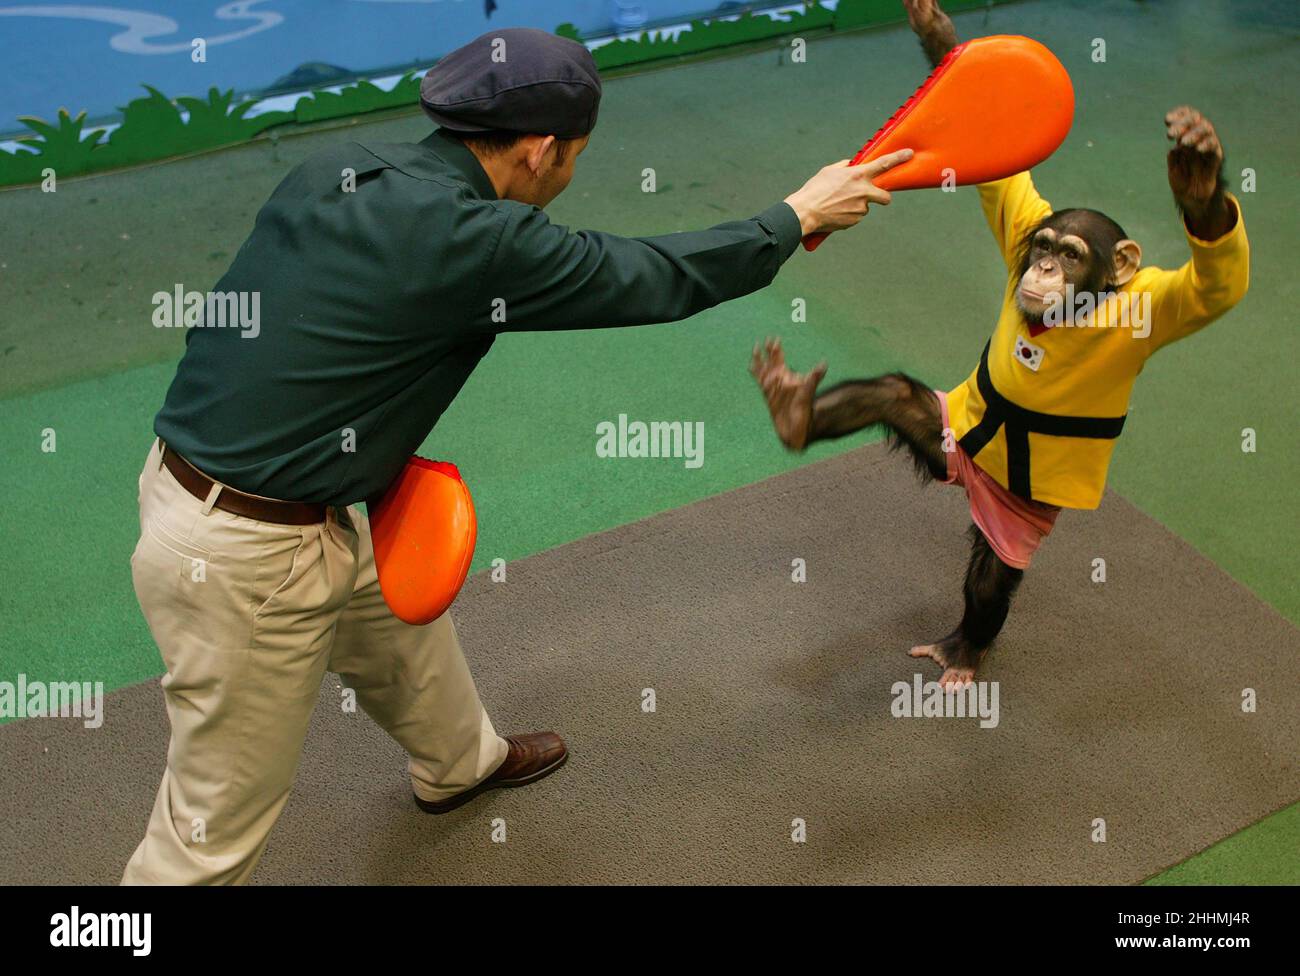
[{"xmin": 160, "ymin": 443, "xmax": 327, "ymax": 525}]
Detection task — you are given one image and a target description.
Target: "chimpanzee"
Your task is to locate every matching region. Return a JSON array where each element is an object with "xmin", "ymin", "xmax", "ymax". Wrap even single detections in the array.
[{"xmin": 750, "ymin": 0, "xmax": 1250, "ymax": 687}]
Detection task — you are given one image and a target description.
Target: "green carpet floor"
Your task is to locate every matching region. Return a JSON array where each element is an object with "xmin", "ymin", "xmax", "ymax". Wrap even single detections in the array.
[{"xmin": 1, "ymin": 0, "xmax": 1296, "ymax": 882}]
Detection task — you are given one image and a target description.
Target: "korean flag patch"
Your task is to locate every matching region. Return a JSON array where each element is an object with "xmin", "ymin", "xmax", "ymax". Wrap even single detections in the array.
[{"xmin": 1014, "ymin": 335, "xmax": 1045, "ymax": 372}]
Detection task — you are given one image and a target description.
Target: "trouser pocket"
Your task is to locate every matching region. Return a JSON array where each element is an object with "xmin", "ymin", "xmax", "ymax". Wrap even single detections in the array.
[{"xmin": 143, "ymin": 514, "xmax": 214, "ymax": 582}]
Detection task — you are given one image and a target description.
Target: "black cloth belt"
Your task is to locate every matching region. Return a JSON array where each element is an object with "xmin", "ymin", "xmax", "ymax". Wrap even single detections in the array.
[{"xmin": 956, "ymin": 342, "xmax": 1127, "ymax": 500}]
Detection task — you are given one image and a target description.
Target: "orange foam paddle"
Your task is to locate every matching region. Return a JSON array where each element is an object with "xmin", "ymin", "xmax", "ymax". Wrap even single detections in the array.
[
  {"xmin": 368, "ymin": 456, "xmax": 477, "ymax": 626},
  {"xmin": 803, "ymin": 34, "xmax": 1074, "ymax": 251}
]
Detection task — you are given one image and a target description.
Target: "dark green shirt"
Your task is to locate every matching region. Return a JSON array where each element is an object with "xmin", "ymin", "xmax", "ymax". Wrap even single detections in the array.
[{"xmin": 155, "ymin": 129, "xmax": 803, "ymax": 505}]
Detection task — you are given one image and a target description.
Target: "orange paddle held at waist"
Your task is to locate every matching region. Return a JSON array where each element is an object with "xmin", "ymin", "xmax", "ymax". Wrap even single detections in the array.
[{"xmin": 368, "ymin": 456, "xmax": 478, "ymax": 626}]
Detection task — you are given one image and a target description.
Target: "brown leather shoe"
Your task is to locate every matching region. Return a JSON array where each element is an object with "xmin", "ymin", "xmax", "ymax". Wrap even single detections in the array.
[{"xmin": 413, "ymin": 732, "xmax": 568, "ymax": 815}]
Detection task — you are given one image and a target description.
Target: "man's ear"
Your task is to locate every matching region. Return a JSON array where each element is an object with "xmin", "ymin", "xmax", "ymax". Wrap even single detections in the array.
[
  {"xmin": 1112, "ymin": 239, "xmax": 1142, "ymax": 286},
  {"xmin": 525, "ymin": 135, "xmax": 556, "ymax": 177}
]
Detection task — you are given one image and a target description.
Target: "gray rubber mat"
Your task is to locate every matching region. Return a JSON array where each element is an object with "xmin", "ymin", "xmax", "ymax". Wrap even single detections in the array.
[{"xmin": 2, "ymin": 444, "xmax": 1297, "ymax": 884}]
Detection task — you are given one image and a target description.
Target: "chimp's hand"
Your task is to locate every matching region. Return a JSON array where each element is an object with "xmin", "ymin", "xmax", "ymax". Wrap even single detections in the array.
[{"xmin": 1166, "ymin": 106, "xmax": 1235, "ymax": 239}]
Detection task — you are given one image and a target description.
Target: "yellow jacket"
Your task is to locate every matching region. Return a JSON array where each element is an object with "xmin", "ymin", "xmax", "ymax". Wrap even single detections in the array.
[{"xmin": 945, "ymin": 172, "xmax": 1250, "ymax": 509}]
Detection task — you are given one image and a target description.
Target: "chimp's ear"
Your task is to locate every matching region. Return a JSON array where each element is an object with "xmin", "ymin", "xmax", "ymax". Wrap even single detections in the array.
[{"xmin": 1112, "ymin": 239, "xmax": 1142, "ymax": 286}]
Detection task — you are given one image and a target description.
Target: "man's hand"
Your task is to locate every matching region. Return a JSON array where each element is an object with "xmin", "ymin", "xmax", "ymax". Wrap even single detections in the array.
[
  {"xmin": 1166, "ymin": 105, "xmax": 1235, "ymax": 240},
  {"xmin": 903, "ymin": 0, "xmax": 959, "ymax": 68},
  {"xmin": 784, "ymin": 149, "xmax": 914, "ymax": 236}
]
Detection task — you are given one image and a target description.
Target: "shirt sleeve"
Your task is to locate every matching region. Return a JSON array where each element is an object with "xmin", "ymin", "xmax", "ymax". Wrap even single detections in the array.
[
  {"xmin": 1142, "ymin": 194, "xmax": 1250, "ymax": 354},
  {"xmin": 470, "ymin": 200, "xmax": 804, "ymax": 332},
  {"xmin": 977, "ymin": 171, "xmax": 1054, "ymax": 271}
]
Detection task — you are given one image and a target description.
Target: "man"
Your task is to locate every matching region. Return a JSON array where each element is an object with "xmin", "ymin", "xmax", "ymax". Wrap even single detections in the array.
[{"xmin": 125, "ymin": 27, "xmax": 911, "ymax": 884}]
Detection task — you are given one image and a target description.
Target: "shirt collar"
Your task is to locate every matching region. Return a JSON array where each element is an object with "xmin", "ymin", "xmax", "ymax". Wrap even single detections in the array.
[{"xmin": 420, "ymin": 128, "xmax": 499, "ymax": 201}]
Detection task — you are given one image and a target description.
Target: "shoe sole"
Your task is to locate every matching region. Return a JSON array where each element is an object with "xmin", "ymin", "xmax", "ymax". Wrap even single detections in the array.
[{"xmin": 413, "ymin": 750, "xmax": 569, "ymax": 815}]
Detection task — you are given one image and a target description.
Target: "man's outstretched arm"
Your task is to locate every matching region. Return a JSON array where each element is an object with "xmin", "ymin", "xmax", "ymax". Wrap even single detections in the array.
[{"xmin": 476, "ymin": 150, "xmax": 912, "ymax": 333}]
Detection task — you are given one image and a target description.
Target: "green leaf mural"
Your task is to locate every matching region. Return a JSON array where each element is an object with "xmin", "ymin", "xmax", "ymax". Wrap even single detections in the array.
[
  {"xmin": 292, "ymin": 72, "xmax": 421, "ymax": 125},
  {"xmin": 97, "ymin": 85, "xmax": 292, "ymax": 170},
  {"xmin": 6, "ymin": 110, "xmax": 108, "ymax": 184}
]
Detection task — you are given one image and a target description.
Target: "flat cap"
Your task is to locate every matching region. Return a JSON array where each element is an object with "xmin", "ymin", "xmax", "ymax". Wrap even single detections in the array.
[{"xmin": 421, "ymin": 28, "xmax": 601, "ymax": 139}]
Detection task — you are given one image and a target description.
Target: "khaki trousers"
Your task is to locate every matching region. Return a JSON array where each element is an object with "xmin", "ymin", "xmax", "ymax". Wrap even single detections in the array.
[{"xmin": 122, "ymin": 440, "xmax": 507, "ymax": 885}]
